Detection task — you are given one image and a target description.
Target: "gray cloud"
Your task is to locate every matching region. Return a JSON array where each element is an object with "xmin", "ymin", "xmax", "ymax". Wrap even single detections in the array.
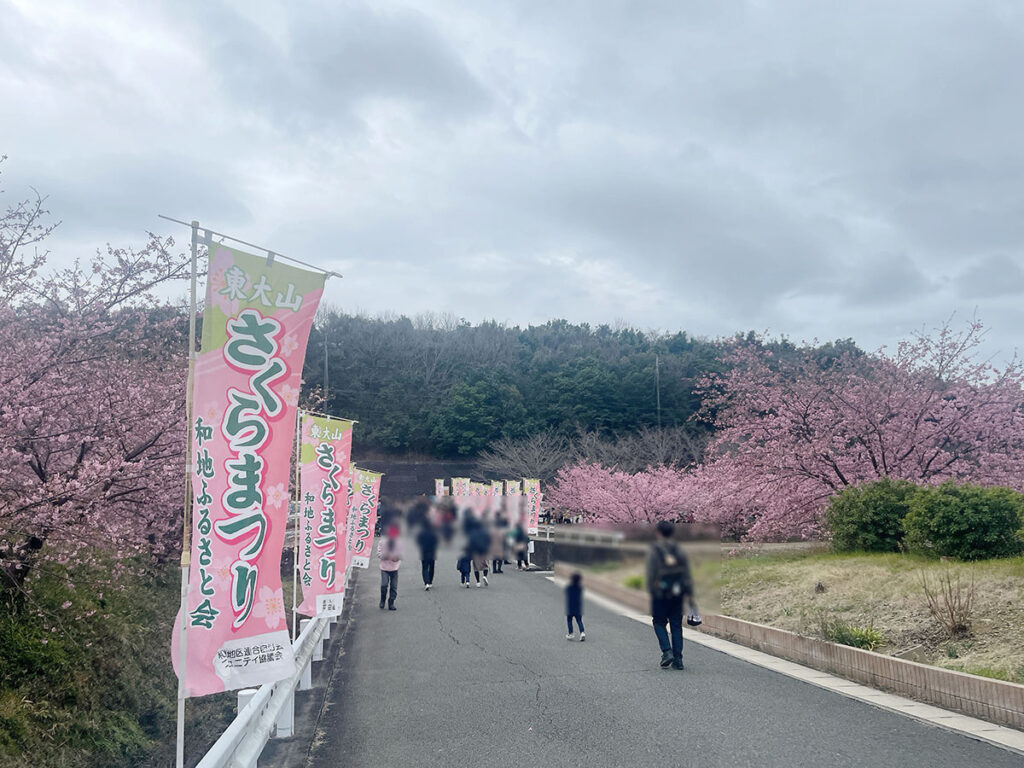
[
  {"xmin": 186, "ymin": 2, "xmax": 489, "ymax": 135},
  {"xmin": 958, "ymin": 254, "xmax": 1024, "ymax": 299},
  {"xmin": 2, "ymin": 0, "xmax": 1024, "ymax": 358},
  {"xmin": 5, "ymin": 153, "xmax": 250, "ymax": 241},
  {"xmin": 841, "ymin": 253, "xmax": 936, "ymax": 308}
]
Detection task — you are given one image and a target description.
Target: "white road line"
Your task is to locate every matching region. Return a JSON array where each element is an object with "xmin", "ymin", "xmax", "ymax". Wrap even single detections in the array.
[{"xmin": 547, "ymin": 576, "xmax": 1024, "ymax": 756}]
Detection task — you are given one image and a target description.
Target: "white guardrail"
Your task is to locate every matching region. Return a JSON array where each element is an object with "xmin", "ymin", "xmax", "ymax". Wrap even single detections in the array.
[{"xmin": 196, "ymin": 614, "xmax": 332, "ymax": 768}]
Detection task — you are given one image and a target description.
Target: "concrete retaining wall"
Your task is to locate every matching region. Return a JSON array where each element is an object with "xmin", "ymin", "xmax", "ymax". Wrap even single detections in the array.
[
  {"xmin": 531, "ymin": 537, "xmax": 646, "ymax": 571},
  {"xmin": 555, "ymin": 563, "xmax": 1024, "ymax": 731}
]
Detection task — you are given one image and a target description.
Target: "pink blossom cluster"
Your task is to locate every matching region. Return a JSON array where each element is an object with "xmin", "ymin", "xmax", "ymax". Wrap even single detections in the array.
[
  {"xmin": 0, "ymin": 182, "xmax": 191, "ymax": 600},
  {"xmin": 546, "ymin": 463, "xmax": 693, "ymax": 525},
  {"xmin": 549, "ymin": 321, "xmax": 1024, "ymax": 541}
]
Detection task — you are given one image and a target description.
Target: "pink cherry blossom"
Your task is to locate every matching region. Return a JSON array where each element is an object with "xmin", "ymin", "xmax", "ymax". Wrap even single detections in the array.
[
  {"xmin": 550, "ymin": 321, "xmax": 1024, "ymax": 543},
  {"xmin": 281, "ymin": 384, "xmax": 300, "ymax": 407},
  {"xmin": 689, "ymin": 321, "xmax": 1024, "ymax": 540},
  {"xmin": 0, "ymin": 178, "xmax": 190, "ymax": 598},
  {"xmin": 547, "ymin": 463, "xmax": 693, "ymax": 525},
  {"xmin": 266, "ymin": 482, "xmax": 289, "ymax": 510},
  {"xmin": 251, "ymin": 586, "xmax": 285, "ymax": 629},
  {"xmin": 281, "ymin": 333, "xmax": 299, "ymax": 357}
]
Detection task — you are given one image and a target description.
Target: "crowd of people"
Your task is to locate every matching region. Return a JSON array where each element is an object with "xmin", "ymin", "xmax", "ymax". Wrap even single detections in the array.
[
  {"xmin": 373, "ymin": 498, "xmax": 700, "ymax": 670},
  {"xmin": 374, "ymin": 499, "xmax": 533, "ymax": 606}
]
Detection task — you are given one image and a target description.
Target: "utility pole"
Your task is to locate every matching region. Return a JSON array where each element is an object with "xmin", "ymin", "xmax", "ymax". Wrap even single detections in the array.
[
  {"xmin": 655, "ymin": 354, "xmax": 661, "ymax": 430},
  {"xmin": 323, "ymin": 331, "xmax": 329, "ymax": 402}
]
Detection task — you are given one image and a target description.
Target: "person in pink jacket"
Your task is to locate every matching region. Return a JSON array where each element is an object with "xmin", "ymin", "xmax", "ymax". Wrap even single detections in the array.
[{"xmin": 378, "ymin": 523, "xmax": 403, "ymax": 611}]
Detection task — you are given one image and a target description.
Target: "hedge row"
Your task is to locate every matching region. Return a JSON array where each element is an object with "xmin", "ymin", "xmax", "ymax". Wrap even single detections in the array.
[{"xmin": 825, "ymin": 479, "xmax": 1024, "ymax": 560}]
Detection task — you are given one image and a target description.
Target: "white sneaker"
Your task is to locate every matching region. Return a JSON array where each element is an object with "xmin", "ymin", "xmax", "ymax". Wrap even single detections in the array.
[
  {"xmin": 566, "ymin": 633, "xmax": 574, "ymax": 641},
  {"xmin": 482, "ymin": 575, "xmax": 489, "ymax": 586},
  {"xmin": 475, "ymin": 582, "xmax": 481, "ymax": 588},
  {"xmin": 464, "ymin": 582, "xmax": 470, "ymax": 588},
  {"xmin": 580, "ymin": 632, "xmax": 586, "ymax": 642},
  {"xmin": 424, "ymin": 584, "xmax": 430, "ymax": 591}
]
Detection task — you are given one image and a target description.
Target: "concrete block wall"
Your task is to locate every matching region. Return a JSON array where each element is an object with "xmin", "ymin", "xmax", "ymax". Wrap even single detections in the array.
[{"xmin": 555, "ymin": 563, "xmax": 1024, "ymax": 731}]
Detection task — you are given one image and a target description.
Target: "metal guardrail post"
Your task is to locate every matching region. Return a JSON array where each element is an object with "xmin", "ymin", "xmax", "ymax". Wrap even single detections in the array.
[
  {"xmin": 237, "ymin": 689, "xmax": 257, "ymax": 715},
  {"xmin": 273, "ymin": 688, "xmax": 295, "ymax": 739},
  {"xmin": 299, "ymin": 655, "xmax": 313, "ymax": 691},
  {"xmin": 198, "ymin": 617, "xmax": 328, "ymax": 768}
]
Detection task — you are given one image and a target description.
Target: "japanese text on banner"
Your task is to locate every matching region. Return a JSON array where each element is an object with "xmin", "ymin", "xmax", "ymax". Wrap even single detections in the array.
[{"xmin": 173, "ymin": 243, "xmax": 324, "ymax": 697}]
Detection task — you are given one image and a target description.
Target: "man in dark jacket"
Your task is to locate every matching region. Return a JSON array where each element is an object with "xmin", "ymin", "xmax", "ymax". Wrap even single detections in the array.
[
  {"xmin": 416, "ymin": 520, "xmax": 439, "ymax": 590},
  {"xmin": 565, "ymin": 572, "xmax": 585, "ymax": 641},
  {"xmin": 415, "ymin": 520, "xmax": 440, "ymax": 593},
  {"xmin": 645, "ymin": 520, "xmax": 695, "ymax": 670}
]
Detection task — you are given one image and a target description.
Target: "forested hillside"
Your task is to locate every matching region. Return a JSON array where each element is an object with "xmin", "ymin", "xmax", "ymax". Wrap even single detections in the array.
[{"xmin": 301, "ymin": 310, "xmax": 861, "ymax": 458}]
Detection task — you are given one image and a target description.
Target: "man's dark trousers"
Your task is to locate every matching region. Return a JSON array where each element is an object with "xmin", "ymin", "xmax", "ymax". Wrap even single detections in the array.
[{"xmin": 652, "ymin": 593, "xmax": 684, "ymax": 660}]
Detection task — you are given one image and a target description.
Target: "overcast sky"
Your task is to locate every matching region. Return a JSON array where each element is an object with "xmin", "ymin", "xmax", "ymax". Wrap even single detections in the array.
[{"xmin": 3, "ymin": 0, "xmax": 1024, "ymax": 357}]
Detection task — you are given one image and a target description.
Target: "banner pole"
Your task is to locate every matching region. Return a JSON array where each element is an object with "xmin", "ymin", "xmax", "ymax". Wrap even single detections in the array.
[
  {"xmin": 175, "ymin": 220, "xmax": 200, "ymax": 768},
  {"xmin": 292, "ymin": 411, "xmax": 303, "ymax": 640}
]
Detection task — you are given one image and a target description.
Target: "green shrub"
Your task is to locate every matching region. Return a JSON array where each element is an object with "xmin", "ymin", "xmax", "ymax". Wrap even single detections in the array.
[
  {"xmin": 817, "ymin": 614, "xmax": 885, "ymax": 650},
  {"xmin": 623, "ymin": 574, "xmax": 644, "ymax": 590},
  {"xmin": 825, "ymin": 477, "xmax": 919, "ymax": 553},
  {"xmin": 904, "ymin": 482, "xmax": 1024, "ymax": 560}
]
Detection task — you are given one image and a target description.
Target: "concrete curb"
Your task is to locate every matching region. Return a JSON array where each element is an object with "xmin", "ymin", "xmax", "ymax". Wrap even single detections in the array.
[{"xmin": 551, "ymin": 563, "xmax": 1024, "ymax": 757}]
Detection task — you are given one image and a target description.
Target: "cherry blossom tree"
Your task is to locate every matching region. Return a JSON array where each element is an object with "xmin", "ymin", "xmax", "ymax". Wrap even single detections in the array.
[
  {"xmin": 690, "ymin": 322, "xmax": 1024, "ymax": 540},
  {"xmin": 0, "ymin": 164, "xmax": 191, "ymax": 596},
  {"xmin": 547, "ymin": 463, "xmax": 693, "ymax": 525}
]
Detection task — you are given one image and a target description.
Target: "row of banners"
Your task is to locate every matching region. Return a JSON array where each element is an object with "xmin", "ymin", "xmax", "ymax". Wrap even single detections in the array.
[
  {"xmin": 435, "ymin": 478, "xmax": 543, "ymax": 536},
  {"xmin": 173, "ymin": 244, "xmax": 381, "ymax": 697}
]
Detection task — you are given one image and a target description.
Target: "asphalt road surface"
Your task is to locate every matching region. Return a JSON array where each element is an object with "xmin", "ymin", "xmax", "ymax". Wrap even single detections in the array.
[{"xmin": 294, "ymin": 545, "xmax": 1022, "ymax": 768}]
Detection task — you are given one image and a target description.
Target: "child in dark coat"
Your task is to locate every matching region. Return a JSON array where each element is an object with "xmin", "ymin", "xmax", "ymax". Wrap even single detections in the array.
[
  {"xmin": 565, "ymin": 572, "xmax": 585, "ymax": 640},
  {"xmin": 456, "ymin": 549, "xmax": 473, "ymax": 588}
]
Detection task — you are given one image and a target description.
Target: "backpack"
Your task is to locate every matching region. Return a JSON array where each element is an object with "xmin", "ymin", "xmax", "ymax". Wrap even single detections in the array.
[{"xmin": 653, "ymin": 542, "xmax": 692, "ymax": 598}]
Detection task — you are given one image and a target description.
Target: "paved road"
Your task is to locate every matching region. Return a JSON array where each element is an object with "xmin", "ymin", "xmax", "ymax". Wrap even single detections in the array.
[{"xmin": 296, "ymin": 545, "xmax": 1022, "ymax": 768}]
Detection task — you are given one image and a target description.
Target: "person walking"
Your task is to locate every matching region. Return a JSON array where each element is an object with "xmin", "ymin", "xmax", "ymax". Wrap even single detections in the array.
[
  {"xmin": 378, "ymin": 523, "xmax": 403, "ymax": 610},
  {"xmin": 456, "ymin": 548, "xmax": 473, "ymax": 587},
  {"xmin": 489, "ymin": 521, "xmax": 505, "ymax": 573},
  {"xmin": 646, "ymin": 520, "xmax": 695, "ymax": 669},
  {"xmin": 416, "ymin": 518, "xmax": 439, "ymax": 590},
  {"xmin": 565, "ymin": 572, "xmax": 586, "ymax": 641},
  {"xmin": 468, "ymin": 519, "xmax": 491, "ymax": 587},
  {"xmin": 512, "ymin": 523, "xmax": 530, "ymax": 570},
  {"xmin": 495, "ymin": 511, "xmax": 512, "ymax": 565}
]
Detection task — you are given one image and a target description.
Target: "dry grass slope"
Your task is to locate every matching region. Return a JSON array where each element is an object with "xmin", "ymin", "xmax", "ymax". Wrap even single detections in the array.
[{"xmin": 605, "ymin": 550, "xmax": 1024, "ymax": 683}]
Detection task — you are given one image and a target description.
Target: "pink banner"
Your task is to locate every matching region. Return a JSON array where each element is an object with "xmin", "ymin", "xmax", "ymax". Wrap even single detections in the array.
[
  {"xmin": 505, "ymin": 480, "xmax": 522, "ymax": 525},
  {"xmin": 490, "ymin": 480, "xmax": 503, "ymax": 514},
  {"xmin": 524, "ymin": 479, "xmax": 541, "ymax": 535},
  {"xmin": 297, "ymin": 414, "xmax": 353, "ymax": 617},
  {"xmin": 451, "ymin": 477, "xmax": 470, "ymax": 514},
  {"xmin": 174, "ymin": 243, "xmax": 324, "ymax": 697},
  {"xmin": 434, "ymin": 478, "xmax": 447, "ymax": 496},
  {"xmin": 348, "ymin": 466, "xmax": 381, "ymax": 569},
  {"xmin": 470, "ymin": 482, "xmax": 489, "ymax": 516}
]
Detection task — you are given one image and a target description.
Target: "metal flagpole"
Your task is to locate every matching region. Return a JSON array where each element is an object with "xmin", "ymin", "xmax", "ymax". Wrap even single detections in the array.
[
  {"xmin": 292, "ymin": 411, "xmax": 303, "ymax": 640},
  {"xmin": 175, "ymin": 220, "xmax": 200, "ymax": 768},
  {"xmin": 655, "ymin": 354, "xmax": 661, "ymax": 430},
  {"xmin": 157, "ymin": 214, "xmax": 342, "ymax": 278}
]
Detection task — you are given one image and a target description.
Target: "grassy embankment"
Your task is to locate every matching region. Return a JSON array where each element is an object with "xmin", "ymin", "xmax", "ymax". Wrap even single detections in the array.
[
  {"xmin": 0, "ymin": 561, "xmax": 235, "ymax": 768},
  {"xmin": 598, "ymin": 551, "xmax": 1024, "ymax": 684}
]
